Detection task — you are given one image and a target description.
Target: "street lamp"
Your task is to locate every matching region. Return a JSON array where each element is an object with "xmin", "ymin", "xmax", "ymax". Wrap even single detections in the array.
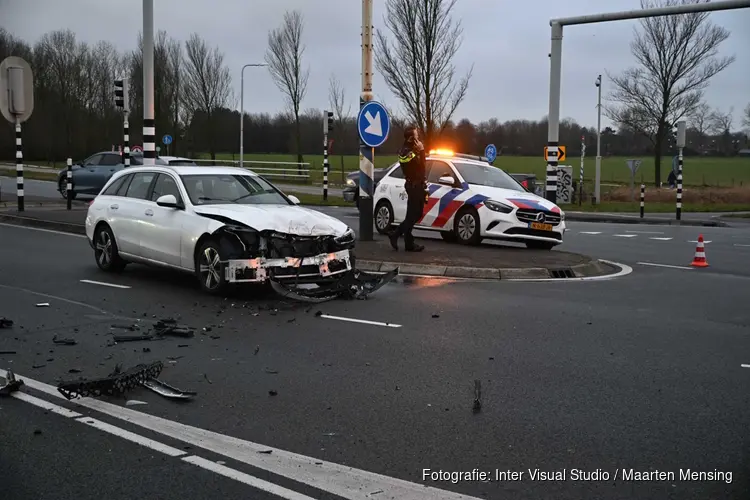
[
  {"xmin": 239, "ymin": 63, "xmax": 267, "ymax": 168},
  {"xmin": 594, "ymin": 74, "xmax": 602, "ymax": 204}
]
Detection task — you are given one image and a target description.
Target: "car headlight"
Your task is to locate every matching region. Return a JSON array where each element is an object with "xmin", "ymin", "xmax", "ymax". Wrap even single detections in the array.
[
  {"xmin": 559, "ymin": 210, "xmax": 565, "ymax": 220},
  {"xmin": 335, "ymin": 227, "xmax": 355, "ymax": 243},
  {"xmin": 346, "ymin": 179, "xmax": 356, "ymax": 187},
  {"xmin": 484, "ymin": 200, "xmax": 513, "ymax": 214}
]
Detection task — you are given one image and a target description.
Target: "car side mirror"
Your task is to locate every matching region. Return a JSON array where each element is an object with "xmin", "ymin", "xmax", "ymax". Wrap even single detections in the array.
[
  {"xmin": 438, "ymin": 175, "xmax": 455, "ymax": 186},
  {"xmin": 288, "ymin": 195, "xmax": 301, "ymax": 205},
  {"xmin": 156, "ymin": 194, "xmax": 182, "ymax": 209}
]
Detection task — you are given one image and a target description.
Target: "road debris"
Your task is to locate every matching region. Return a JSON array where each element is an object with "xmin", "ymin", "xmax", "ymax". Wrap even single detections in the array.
[
  {"xmin": 142, "ymin": 378, "xmax": 196, "ymax": 399},
  {"xmin": 33, "ymin": 429, "xmax": 42, "ymax": 435},
  {"xmin": 153, "ymin": 318, "xmax": 195, "ymax": 338},
  {"xmin": 0, "ymin": 317, "xmax": 13, "ymax": 329},
  {"xmin": 268, "ymin": 390, "xmax": 278, "ymax": 396},
  {"xmin": 264, "ymin": 369, "xmax": 278, "ymax": 374},
  {"xmin": 473, "ymin": 379, "xmax": 482, "ymax": 413},
  {"xmin": 254, "ymin": 345, "xmax": 260, "ymax": 355},
  {"xmin": 203, "ymin": 373, "xmax": 213, "ymax": 384},
  {"xmin": 32, "ymin": 364, "xmax": 46, "ymax": 369},
  {"xmin": 0, "ymin": 370, "xmax": 23, "ymax": 396},
  {"xmin": 432, "ymin": 314, "xmax": 440, "ymax": 318},
  {"xmin": 113, "ymin": 334, "xmax": 154, "ymax": 343},
  {"xmin": 126, "ymin": 400, "xmax": 148, "ymax": 406},
  {"xmin": 258, "ymin": 449, "xmax": 273, "ymax": 454},
  {"xmin": 270, "ymin": 268, "xmax": 399, "ymax": 303},
  {"xmin": 36, "ymin": 303, "xmax": 50, "ymax": 307},
  {"xmin": 57, "ymin": 361, "xmax": 163, "ymax": 400},
  {"xmin": 111, "ymin": 323, "xmax": 140, "ymax": 331},
  {"xmin": 0, "ymin": 351, "xmax": 16, "ymax": 355},
  {"xmin": 52, "ymin": 335, "xmax": 77, "ymax": 346},
  {"xmin": 68, "ymin": 368, "xmax": 82, "ymax": 374}
]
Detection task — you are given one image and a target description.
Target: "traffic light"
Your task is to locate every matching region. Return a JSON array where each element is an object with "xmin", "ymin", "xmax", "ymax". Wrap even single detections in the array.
[
  {"xmin": 324, "ymin": 111, "xmax": 334, "ymax": 134},
  {"xmin": 114, "ymin": 78, "xmax": 129, "ymax": 112}
]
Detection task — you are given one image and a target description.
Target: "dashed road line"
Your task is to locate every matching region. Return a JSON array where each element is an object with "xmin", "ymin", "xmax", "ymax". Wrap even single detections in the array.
[
  {"xmin": 80, "ymin": 279, "xmax": 131, "ymax": 289},
  {"xmin": 613, "ymin": 234, "xmax": 638, "ymax": 238},
  {"xmin": 626, "ymin": 230, "xmax": 664, "ymax": 234},
  {"xmin": 319, "ymin": 314, "xmax": 402, "ymax": 328},
  {"xmin": 579, "ymin": 231, "xmax": 602, "ymax": 235},
  {"xmin": 741, "ymin": 364, "xmax": 750, "ymax": 368},
  {"xmin": 649, "ymin": 237, "xmax": 673, "ymax": 241},
  {"xmin": 637, "ymin": 262, "xmax": 693, "ymax": 270}
]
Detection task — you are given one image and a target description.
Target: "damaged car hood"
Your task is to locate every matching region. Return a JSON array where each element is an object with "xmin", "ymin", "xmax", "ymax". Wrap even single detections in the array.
[{"xmin": 195, "ymin": 204, "xmax": 350, "ymax": 236}]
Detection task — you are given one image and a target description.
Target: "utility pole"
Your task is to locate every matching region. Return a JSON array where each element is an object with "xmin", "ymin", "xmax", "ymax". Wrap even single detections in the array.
[
  {"xmin": 142, "ymin": 0, "xmax": 155, "ymax": 165},
  {"xmin": 595, "ymin": 74, "xmax": 602, "ymax": 205},
  {"xmin": 358, "ymin": 0, "xmax": 374, "ymax": 241},
  {"xmin": 239, "ymin": 63, "xmax": 266, "ymax": 169}
]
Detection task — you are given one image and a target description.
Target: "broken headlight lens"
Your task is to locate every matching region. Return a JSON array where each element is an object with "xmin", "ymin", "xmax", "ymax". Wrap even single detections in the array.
[{"xmin": 335, "ymin": 227, "xmax": 355, "ymax": 243}]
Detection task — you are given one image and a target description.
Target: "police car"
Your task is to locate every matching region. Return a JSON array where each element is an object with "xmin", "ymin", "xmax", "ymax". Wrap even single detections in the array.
[{"xmin": 373, "ymin": 150, "xmax": 565, "ymax": 249}]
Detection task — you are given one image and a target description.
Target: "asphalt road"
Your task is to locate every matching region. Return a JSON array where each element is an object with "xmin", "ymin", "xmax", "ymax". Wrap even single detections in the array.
[{"xmin": 1, "ymin": 223, "xmax": 749, "ymax": 500}]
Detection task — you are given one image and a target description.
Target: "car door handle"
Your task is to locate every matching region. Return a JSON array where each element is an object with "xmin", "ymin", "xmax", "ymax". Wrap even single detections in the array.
[
  {"xmin": 145, "ymin": 209, "xmax": 154, "ymax": 216},
  {"xmin": 110, "ymin": 204, "xmax": 119, "ymax": 210}
]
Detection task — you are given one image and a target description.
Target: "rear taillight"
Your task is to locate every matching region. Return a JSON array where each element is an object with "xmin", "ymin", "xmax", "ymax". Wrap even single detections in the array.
[{"xmin": 521, "ymin": 180, "xmax": 529, "ymax": 188}]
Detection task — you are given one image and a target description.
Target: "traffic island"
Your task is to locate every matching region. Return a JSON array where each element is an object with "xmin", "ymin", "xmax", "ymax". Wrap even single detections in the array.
[
  {"xmin": 0, "ymin": 203, "xmax": 618, "ymax": 281},
  {"xmin": 353, "ymin": 236, "xmax": 616, "ymax": 280}
]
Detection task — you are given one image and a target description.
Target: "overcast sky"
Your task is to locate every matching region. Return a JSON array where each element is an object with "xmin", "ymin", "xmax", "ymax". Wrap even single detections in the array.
[{"xmin": 2, "ymin": 0, "xmax": 749, "ymax": 129}]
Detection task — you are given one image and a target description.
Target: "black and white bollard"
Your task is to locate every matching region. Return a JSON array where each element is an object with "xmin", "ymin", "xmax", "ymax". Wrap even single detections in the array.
[
  {"xmin": 123, "ymin": 115, "xmax": 130, "ymax": 167},
  {"xmin": 323, "ymin": 137, "xmax": 329, "ymax": 201},
  {"xmin": 66, "ymin": 158, "xmax": 73, "ymax": 210},
  {"xmin": 676, "ymin": 149, "xmax": 683, "ymax": 221},
  {"xmin": 639, "ymin": 183, "xmax": 645, "ymax": 218},
  {"xmin": 16, "ymin": 123, "xmax": 24, "ymax": 212}
]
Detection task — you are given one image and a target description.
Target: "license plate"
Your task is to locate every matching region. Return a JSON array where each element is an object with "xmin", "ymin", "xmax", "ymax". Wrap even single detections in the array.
[{"xmin": 530, "ymin": 222, "xmax": 553, "ymax": 231}]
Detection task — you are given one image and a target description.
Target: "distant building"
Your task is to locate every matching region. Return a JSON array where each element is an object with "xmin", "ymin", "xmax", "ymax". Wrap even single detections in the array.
[{"xmin": 739, "ymin": 149, "xmax": 750, "ymax": 158}]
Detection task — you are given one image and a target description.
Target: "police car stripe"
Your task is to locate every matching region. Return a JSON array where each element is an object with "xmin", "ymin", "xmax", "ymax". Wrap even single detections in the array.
[{"xmin": 432, "ymin": 200, "xmax": 464, "ymax": 228}]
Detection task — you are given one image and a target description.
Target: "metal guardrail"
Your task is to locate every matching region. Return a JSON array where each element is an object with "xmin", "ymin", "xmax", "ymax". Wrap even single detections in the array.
[{"xmin": 188, "ymin": 159, "xmax": 312, "ymax": 183}]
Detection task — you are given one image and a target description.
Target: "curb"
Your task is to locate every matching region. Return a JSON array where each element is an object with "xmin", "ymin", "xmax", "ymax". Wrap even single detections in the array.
[
  {"xmin": 357, "ymin": 258, "xmax": 616, "ymax": 281},
  {"xmin": 567, "ymin": 213, "xmax": 728, "ymax": 227},
  {"xmin": 0, "ymin": 213, "xmax": 617, "ymax": 282}
]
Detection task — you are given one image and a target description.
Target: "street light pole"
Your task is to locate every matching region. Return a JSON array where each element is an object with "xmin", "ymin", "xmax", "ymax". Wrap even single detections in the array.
[
  {"xmin": 143, "ymin": 0, "xmax": 155, "ymax": 165},
  {"xmin": 358, "ymin": 0, "xmax": 374, "ymax": 241},
  {"xmin": 239, "ymin": 63, "xmax": 266, "ymax": 169},
  {"xmin": 594, "ymin": 74, "xmax": 602, "ymax": 204}
]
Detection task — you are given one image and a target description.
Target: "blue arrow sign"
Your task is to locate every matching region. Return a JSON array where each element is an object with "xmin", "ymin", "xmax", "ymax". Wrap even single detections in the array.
[
  {"xmin": 484, "ymin": 143, "xmax": 497, "ymax": 163},
  {"xmin": 357, "ymin": 101, "xmax": 390, "ymax": 148},
  {"xmin": 162, "ymin": 134, "xmax": 173, "ymax": 145}
]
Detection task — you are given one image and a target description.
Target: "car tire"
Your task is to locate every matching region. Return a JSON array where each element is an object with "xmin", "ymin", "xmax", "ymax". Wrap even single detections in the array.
[
  {"xmin": 374, "ymin": 200, "xmax": 394, "ymax": 235},
  {"xmin": 440, "ymin": 231, "xmax": 457, "ymax": 242},
  {"xmin": 525, "ymin": 241, "xmax": 555, "ymax": 250},
  {"xmin": 454, "ymin": 207, "xmax": 482, "ymax": 246},
  {"xmin": 93, "ymin": 224, "xmax": 126, "ymax": 272},
  {"xmin": 59, "ymin": 177, "xmax": 76, "ymax": 200},
  {"xmin": 195, "ymin": 239, "xmax": 229, "ymax": 295}
]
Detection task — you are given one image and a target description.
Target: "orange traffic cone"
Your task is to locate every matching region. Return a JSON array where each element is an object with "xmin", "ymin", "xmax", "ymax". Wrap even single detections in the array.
[{"xmin": 690, "ymin": 234, "xmax": 709, "ymax": 267}]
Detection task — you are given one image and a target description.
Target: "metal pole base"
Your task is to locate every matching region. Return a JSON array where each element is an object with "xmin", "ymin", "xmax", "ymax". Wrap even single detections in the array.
[{"xmin": 358, "ymin": 197, "xmax": 374, "ymax": 241}]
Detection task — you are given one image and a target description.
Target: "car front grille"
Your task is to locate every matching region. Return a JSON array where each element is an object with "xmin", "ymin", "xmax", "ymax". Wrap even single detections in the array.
[{"xmin": 515, "ymin": 209, "xmax": 562, "ymax": 226}]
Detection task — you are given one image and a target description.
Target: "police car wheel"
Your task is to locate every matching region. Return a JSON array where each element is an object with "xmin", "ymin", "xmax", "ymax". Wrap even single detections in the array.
[
  {"xmin": 454, "ymin": 208, "xmax": 482, "ymax": 246},
  {"xmin": 374, "ymin": 201, "xmax": 394, "ymax": 235}
]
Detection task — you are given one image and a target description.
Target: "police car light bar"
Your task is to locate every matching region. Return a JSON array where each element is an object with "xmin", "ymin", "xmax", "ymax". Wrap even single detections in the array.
[
  {"xmin": 429, "ymin": 149, "xmax": 454, "ymax": 156},
  {"xmin": 429, "ymin": 149, "xmax": 491, "ymax": 163}
]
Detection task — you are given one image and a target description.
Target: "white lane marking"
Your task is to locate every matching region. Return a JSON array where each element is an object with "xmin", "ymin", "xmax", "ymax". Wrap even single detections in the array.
[
  {"xmin": 733, "ymin": 244, "xmax": 750, "ymax": 248},
  {"xmin": 579, "ymin": 231, "xmax": 602, "ymax": 235},
  {"xmin": 626, "ymin": 230, "xmax": 664, "ymax": 234},
  {"xmin": 11, "ymin": 391, "xmax": 83, "ymax": 418},
  {"xmin": 0, "ymin": 369, "xmax": 480, "ymax": 500},
  {"xmin": 319, "ymin": 314, "xmax": 402, "ymax": 328},
  {"xmin": 504, "ymin": 260, "xmax": 633, "ymax": 282},
  {"xmin": 688, "ymin": 240, "xmax": 712, "ymax": 244},
  {"xmin": 0, "ymin": 283, "xmax": 127, "ymax": 319},
  {"xmin": 182, "ymin": 456, "xmax": 317, "ymax": 500},
  {"xmin": 637, "ymin": 262, "xmax": 693, "ymax": 270},
  {"xmin": 0, "ymin": 222, "xmax": 86, "ymax": 238},
  {"xmin": 741, "ymin": 364, "xmax": 750, "ymax": 368},
  {"xmin": 10, "ymin": 390, "xmax": 316, "ymax": 500},
  {"xmin": 649, "ymin": 237, "xmax": 673, "ymax": 241},
  {"xmin": 80, "ymin": 279, "xmax": 131, "ymax": 289},
  {"xmin": 613, "ymin": 234, "xmax": 638, "ymax": 238},
  {"xmin": 75, "ymin": 416, "xmax": 187, "ymax": 457}
]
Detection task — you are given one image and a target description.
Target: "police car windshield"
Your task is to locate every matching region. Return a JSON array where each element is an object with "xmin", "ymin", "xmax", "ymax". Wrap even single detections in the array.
[{"xmin": 453, "ymin": 162, "xmax": 525, "ymax": 192}]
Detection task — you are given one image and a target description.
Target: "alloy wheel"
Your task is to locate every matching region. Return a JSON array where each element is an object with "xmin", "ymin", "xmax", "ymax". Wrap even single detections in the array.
[
  {"xmin": 199, "ymin": 247, "xmax": 222, "ymax": 290},
  {"xmin": 376, "ymin": 205, "xmax": 391, "ymax": 231},
  {"xmin": 95, "ymin": 230, "xmax": 112, "ymax": 267},
  {"xmin": 457, "ymin": 213, "xmax": 476, "ymax": 241}
]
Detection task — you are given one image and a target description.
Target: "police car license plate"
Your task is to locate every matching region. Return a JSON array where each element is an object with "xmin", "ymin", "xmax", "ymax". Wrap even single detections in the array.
[{"xmin": 530, "ymin": 222, "xmax": 553, "ymax": 231}]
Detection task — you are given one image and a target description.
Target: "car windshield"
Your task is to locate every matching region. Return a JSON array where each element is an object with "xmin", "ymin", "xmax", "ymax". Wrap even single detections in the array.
[
  {"xmin": 453, "ymin": 162, "xmax": 525, "ymax": 192},
  {"xmin": 180, "ymin": 174, "xmax": 290, "ymax": 205}
]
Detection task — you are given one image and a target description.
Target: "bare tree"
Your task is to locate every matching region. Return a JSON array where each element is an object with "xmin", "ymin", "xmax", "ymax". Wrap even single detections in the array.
[
  {"xmin": 689, "ymin": 102, "xmax": 712, "ymax": 140},
  {"xmin": 604, "ymin": 0, "xmax": 735, "ymax": 186},
  {"xmin": 327, "ymin": 74, "xmax": 351, "ymax": 172},
  {"xmin": 743, "ymin": 103, "xmax": 750, "ymax": 131},
  {"xmin": 181, "ymin": 33, "xmax": 233, "ymax": 160},
  {"xmin": 374, "ymin": 0, "xmax": 473, "ymax": 149},
  {"xmin": 710, "ymin": 107, "xmax": 733, "ymax": 135},
  {"xmin": 265, "ymin": 10, "xmax": 309, "ymax": 166}
]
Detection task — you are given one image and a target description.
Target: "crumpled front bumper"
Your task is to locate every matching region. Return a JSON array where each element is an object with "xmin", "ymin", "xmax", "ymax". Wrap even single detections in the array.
[{"xmin": 225, "ymin": 249, "xmax": 353, "ymax": 283}]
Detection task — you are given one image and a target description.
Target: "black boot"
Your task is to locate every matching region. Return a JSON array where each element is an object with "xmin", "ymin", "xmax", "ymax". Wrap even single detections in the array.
[
  {"xmin": 405, "ymin": 243, "xmax": 425, "ymax": 252},
  {"xmin": 388, "ymin": 229, "xmax": 399, "ymax": 250}
]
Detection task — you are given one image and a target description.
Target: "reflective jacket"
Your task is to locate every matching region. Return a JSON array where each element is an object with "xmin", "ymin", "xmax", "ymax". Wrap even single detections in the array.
[{"xmin": 398, "ymin": 144, "xmax": 426, "ymax": 187}]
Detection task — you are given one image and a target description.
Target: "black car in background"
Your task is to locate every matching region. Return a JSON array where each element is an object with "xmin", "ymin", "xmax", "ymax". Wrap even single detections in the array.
[
  {"xmin": 57, "ymin": 151, "xmax": 166, "ymax": 200},
  {"xmin": 343, "ymin": 168, "xmax": 388, "ymax": 208}
]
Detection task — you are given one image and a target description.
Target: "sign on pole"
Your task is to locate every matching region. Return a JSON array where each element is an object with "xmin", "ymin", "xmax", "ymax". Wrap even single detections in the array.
[
  {"xmin": 357, "ymin": 101, "xmax": 390, "ymax": 148},
  {"xmin": 162, "ymin": 134, "xmax": 172, "ymax": 145},
  {"xmin": 131, "ymin": 145, "xmax": 143, "ymax": 153},
  {"xmin": 0, "ymin": 57, "xmax": 34, "ymax": 124},
  {"xmin": 484, "ymin": 144, "xmax": 497, "ymax": 163},
  {"xmin": 544, "ymin": 145, "xmax": 566, "ymax": 162}
]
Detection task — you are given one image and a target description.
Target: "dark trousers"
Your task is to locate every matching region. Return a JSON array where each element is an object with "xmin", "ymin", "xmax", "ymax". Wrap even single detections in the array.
[{"xmin": 394, "ymin": 184, "xmax": 425, "ymax": 248}]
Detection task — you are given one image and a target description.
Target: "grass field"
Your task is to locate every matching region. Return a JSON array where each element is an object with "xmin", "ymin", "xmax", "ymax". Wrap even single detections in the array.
[{"xmin": 196, "ymin": 152, "xmax": 750, "ymax": 188}]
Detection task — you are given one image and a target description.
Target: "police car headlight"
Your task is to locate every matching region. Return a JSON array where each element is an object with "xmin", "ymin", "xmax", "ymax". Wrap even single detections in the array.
[
  {"xmin": 485, "ymin": 200, "xmax": 513, "ymax": 214},
  {"xmin": 346, "ymin": 179, "xmax": 356, "ymax": 187},
  {"xmin": 559, "ymin": 210, "xmax": 565, "ymax": 221}
]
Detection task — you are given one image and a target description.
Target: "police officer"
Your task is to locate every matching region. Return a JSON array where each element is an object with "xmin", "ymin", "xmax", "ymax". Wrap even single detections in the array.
[{"xmin": 389, "ymin": 125, "xmax": 426, "ymax": 252}]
